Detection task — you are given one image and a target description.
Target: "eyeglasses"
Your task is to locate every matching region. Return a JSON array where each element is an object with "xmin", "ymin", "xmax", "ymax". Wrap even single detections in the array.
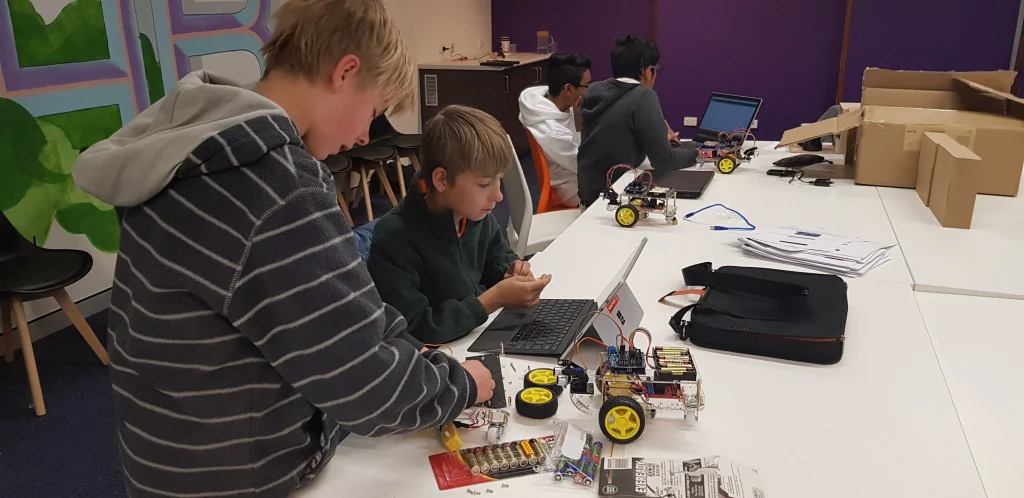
[
  {"xmin": 576, "ymin": 83, "xmax": 590, "ymax": 89},
  {"xmin": 649, "ymin": 65, "xmax": 662, "ymax": 75}
]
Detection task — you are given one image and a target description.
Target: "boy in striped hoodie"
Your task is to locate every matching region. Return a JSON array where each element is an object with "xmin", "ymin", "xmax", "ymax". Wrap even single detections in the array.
[{"xmin": 72, "ymin": 0, "xmax": 494, "ymax": 496}]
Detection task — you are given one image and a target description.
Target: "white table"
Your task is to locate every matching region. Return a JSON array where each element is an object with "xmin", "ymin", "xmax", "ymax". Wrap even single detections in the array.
[
  {"xmin": 914, "ymin": 292, "xmax": 1024, "ymax": 498},
  {"xmin": 539, "ymin": 143, "xmax": 914, "ymax": 286},
  {"xmin": 298, "ymin": 236, "xmax": 984, "ymax": 498},
  {"xmin": 878, "ymin": 177, "xmax": 1024, "ymax": 300}
]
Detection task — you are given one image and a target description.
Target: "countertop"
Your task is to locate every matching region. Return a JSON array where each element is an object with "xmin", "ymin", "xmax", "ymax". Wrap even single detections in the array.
[{"xmin": 418, "ymin": 52, "xmax": 551, "ymax": 71}]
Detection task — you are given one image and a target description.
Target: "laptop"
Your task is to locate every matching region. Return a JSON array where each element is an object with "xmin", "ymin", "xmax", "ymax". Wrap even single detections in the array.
[
  {"xmin": 467, "ymin": 238, "xmax": 648, "ymax": 357},
  {"xmin": 650, "ymin": 169, "xmax": 715, "ymax": 199},
  {"xmin": 692, "ymin": 93, "xmax": 762, "ymax": 144}
]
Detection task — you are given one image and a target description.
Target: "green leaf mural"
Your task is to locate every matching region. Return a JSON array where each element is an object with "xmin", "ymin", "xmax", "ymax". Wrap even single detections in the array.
[
  {"xmin": 7, "ymin": 0, "xmax": 110, "ymax": 67},
  {"xmin": 0, "ymin": 98, "xmax": 120, "ymax": 253},
  {"xmin": 139, "ymin": 33, "xmax": 167, "ymax": 104},
  {"xmin": 56, "ymin": 203, "xmax": 120, "ymax": 253},
  {"xmin": 0, "ymin": 97, "xmax": 46, "ymax": 210},
  {"xmin": 38, "ymin": 105, "xmax": 122, "ymax": 151}
]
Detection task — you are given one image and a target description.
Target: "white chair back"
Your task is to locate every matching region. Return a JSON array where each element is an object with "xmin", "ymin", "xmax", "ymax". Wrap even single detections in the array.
[{"xmin": 503, "ymin": 134, "xmax": 533, "ymax": 258}]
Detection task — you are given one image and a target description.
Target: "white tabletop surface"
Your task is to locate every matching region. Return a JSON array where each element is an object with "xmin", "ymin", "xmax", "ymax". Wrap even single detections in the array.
[
  {"xmin": 297, "ymin": 234, "xmax": 984, "ymax": 498},
  {"xmin": 540, "ymin": 143, "xmax": 914, "ymax": 286},
  {"xmin": 878, "ymin": 176, "xmax": 1024, "ymax": 300},
  {"xmin": 914, "ymin": 292, "xmax": 1024, "ymax": 498}
]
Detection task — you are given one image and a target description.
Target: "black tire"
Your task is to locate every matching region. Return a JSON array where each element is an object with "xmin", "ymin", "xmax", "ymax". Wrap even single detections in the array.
[
  {"xmin": 615, "ymin": 205, "xmax": 640, "ymax": 228},
  {"xmin": 598, "ymin": 396, "xmax": 646, "ymax": 444},
  {"xmin": 515, "ymin": 387, "xmax": 558, "ymax": 419},
  {"xmin": 524, "ymin": 368, "xmax": 562, "ymax": 395},
  {"xmin": 716, "ymin": 155, "xmax": 737, "ymax": 174}
]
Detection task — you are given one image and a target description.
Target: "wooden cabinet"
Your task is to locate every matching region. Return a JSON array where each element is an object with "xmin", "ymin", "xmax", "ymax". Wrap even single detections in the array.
[{"xmin": 418, "ymin": 54, "xmax": 551, "ymax": 155}]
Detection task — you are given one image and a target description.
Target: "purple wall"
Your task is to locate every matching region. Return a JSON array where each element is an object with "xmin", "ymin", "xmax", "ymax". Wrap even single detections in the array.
[
  {"xmin": 842, "ymin": 0, "xmax": 1021, "ymax": 102},
  {"xmin": 654, "ymin": 0, "xmax": 846, "ymax": 140},
  {"xmin": 493, "ymin": 0, "xmax": 1022, "ymax": 139},
  {"xmin": 491, "ymin": 0, "xmax": 654, "ymax": 81}
]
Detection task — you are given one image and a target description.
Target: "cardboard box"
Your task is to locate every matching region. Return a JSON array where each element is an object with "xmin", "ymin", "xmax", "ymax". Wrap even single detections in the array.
[
  {"xmin": 778, "ymin": 69, "xmax": 1024, "ymax": 196},
  {"xmin": 918, "ymin": 132, "xmax": 982, "ymax": 228}
]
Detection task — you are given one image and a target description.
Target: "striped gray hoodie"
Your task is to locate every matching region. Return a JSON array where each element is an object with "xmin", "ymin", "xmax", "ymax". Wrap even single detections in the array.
[{"xmin": 73, "ymin": 71, "xmax": 477, "ymax": 497}]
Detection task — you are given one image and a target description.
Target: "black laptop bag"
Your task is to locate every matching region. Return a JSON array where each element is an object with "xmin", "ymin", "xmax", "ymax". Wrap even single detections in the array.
[{"xmin": 669, "ymin": 262, "xmax": 849, "ymax": 364}]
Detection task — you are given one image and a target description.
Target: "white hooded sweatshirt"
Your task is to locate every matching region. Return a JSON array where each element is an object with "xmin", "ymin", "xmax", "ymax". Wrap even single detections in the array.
[{"xmin": 518, "ymin": 86, "xmax": 580, "ymax": 207}]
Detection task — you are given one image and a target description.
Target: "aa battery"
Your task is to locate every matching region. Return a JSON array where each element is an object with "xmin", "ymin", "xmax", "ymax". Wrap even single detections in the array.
[
  {"xmin": 520, "ymin": 440, "xmax": 539, "ymax": 465},
  {"xmin": 510, "ymin": 442, "xmax": 529, "ymax": 467},
  {"xmin": 483, "ymin": 446, "xmax": 501, "ymax": 470},
  {"xmin": 530, "ymin": 438, "xmax": 550, "ymax": 464},
  {"xmin": 493, "ymin": 444, "xmax": 510, "ymax": 470},
  {"xmin": 461, "ymin": 449, "xmax": 482, "ymax": 475},
  {"xmin": 473, "ymin": 447, "xmax": 490, "ymax": 474},
  {"xmin": 501, "ymin": 443, "xmax": 518, "ymax": 469},
  {"xmin": 582, "ymin": 441, "xmax": 602, "ymax": 485},
  {"xmin": 655, "ymin": 346, "xmax": 689, "ymax": 353}
]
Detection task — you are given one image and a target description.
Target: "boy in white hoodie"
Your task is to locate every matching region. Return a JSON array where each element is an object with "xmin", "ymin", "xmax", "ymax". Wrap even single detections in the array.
[{"xmin": 518, "ymin": 52, "xmax": 592, "ymax": 207}]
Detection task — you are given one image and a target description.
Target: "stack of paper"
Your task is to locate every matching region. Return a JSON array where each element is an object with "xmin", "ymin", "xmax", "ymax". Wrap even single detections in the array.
[{"xmin": 738, "ymin": 226, "xmax": 894, "ymax": 277}]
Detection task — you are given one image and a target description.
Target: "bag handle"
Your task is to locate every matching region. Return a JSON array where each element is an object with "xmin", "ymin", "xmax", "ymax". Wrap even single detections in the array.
[{"xmin": 682, "ymin": 262, "xmax": 809, "ymax": 299}]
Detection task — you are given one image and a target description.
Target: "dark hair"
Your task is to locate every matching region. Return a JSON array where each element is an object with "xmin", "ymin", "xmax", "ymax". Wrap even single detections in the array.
[
  {"xmin": 610, "ymin": 35, "xmax": 660, "ymax": 79},
  {"xmin": 547, "ymin": 52, "xmax": 592, "ymax": 96}
]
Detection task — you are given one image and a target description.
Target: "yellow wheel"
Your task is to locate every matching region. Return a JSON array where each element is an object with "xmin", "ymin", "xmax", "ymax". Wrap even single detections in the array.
[
  {"xmin": 599, "ymin": 396, "xmax": 646, "ymax": 444},
  {"xmin": 615, "ymin": 205, "xmax": 640, "ymax": 228},
  {"xmin": 515, "ymin": 387, "xmax": 558, "ymax": 419},
  {"xmin": 525, "ymin": 368, "xmax": 562, "ymax": 394},
  {"xmin": 716, "ymin": 156, "xmax": 737, "ymax": 174}
]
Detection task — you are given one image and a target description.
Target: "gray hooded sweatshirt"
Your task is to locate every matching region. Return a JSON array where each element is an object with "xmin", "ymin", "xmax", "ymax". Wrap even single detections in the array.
[{"xmin": 74, "ymin": 71, "xmax": 476, "ymax": 498}]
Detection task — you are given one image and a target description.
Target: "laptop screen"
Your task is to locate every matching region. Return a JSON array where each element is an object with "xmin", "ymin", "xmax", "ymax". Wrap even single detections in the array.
[{"xmin": 699, "ymin": 94, "xmax": 761, "ymax": 135}]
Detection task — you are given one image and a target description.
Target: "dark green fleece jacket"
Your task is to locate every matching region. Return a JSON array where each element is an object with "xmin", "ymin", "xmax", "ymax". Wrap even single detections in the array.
[{"xmin": 368, "ymin": 183, "xmax": 519, "ymax": 344}]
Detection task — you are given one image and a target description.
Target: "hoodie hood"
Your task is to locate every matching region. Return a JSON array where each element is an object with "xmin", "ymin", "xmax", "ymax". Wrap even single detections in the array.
[
  {"xmin": 73, "ymin": 70, "xmax": 288, "ymax": 207},
  {"xmin": 518, "ymin": 86, "xmax": 570, "ymax": 126},
  {"xmin": 579, "ymin": 78, "xmax": 643, "ymax": 123}
]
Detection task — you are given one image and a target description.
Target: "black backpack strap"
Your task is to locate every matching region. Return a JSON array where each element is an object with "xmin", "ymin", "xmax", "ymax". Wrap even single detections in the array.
[{"xmin": 682, "ymin": 262, "xmax": 809, "ymax": 299}]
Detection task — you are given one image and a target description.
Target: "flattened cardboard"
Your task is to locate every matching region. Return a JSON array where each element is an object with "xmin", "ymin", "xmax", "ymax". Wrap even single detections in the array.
[
  {"xmin": 862, "ymin": 68, "xmax": 1015, "ymax": 93},
  {"xmin": 927, "ymin": 137, "xmax": 981, "ymax": 229},
  {"xmin": 776, "ymin": 109, "xmax": 863, "ymax": 148}
]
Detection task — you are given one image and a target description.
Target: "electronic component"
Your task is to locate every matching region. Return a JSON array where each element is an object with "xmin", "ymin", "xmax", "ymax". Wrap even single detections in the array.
[
  {"xmin": 606, "ymin": 346, "xmax": 647, "ymax": 374},
  {"xmin": 466, "ymin": 353, "xmax": 506, "ymax": 409}
]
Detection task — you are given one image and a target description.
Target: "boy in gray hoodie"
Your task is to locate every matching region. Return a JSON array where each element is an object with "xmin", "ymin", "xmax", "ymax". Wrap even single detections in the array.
[
  {"xmin": 577, "ymin": 35, "xmax": 698, "ymax": 207},
  {"xmin": 72, "ymin": 0, "xmax": 494, "ymax": 496}
]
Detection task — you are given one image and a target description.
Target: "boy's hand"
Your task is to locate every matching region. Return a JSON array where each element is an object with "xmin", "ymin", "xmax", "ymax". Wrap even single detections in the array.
[
  {"xmin": 479, "ymin": 274, "xmax": 552, "ymax": 313},
  {"xmin": 504, "ymin": 260, "xmax": 533, "ymax": 279},
  {"xmin": 461, "ymin": 360, "xmax": 496, "ymax": 404}
]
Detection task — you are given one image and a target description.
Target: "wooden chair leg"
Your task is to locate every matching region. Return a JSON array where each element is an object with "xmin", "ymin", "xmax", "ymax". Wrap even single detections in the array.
[
  {"xmin": 11, "ymin": 298, "xmax": 45, "ymax": 416},
  {"xmin": 360, "ymin": 165, "xmax": 375, "ymax": 221},
  {"xmin": 332, "ymin": 173, "xmax": 355, "ymax": 227},
  {"xmin": 53, "ymin": 289, "xmax": 109, "ymax": 365},
  {"xmin": 2, "ymin": 300, "xmax": 14, "ymax": 364},
  {"xmin": 409, "ymin": 153, "xmax": 422, "ymax": 172},
  {"xmin": 395, "ymin": 159, "xmax": 408, "ymax": 199},
  {"xmin": 375, "ymin": 162, "xmax": 399, "ymax": 207}
]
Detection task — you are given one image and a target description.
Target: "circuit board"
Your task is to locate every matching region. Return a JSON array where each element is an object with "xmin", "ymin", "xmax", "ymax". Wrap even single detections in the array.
[{"xmin": 606, "ymin": 346, "xmax": 646, "ymax": 374}]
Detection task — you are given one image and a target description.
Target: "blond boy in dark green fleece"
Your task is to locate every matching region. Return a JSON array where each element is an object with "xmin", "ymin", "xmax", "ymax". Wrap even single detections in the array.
[{"xmin": 368, "ymin": 106, "xmax": 552, "ymax": 344}]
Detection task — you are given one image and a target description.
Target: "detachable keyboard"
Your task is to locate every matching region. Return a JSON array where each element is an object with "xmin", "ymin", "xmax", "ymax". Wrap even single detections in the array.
[{"xmin": 504, "ymin": 299, "xmax": 594, "ymax": 354}]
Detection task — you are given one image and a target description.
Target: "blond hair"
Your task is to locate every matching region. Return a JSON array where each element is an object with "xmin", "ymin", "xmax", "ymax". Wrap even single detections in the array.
[
  {"xmin": 421, "ymin": 106, "xmax": 514, "ymax": 185},
  {"xmin": 261, "ymin": 0, "xmax": 416, "ymax": 113}
]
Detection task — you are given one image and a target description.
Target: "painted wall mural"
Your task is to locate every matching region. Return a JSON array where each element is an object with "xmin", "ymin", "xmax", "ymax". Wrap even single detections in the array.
[{"xmin": 1, "ymin": 0, "xmax": 273, "ymax": 318}]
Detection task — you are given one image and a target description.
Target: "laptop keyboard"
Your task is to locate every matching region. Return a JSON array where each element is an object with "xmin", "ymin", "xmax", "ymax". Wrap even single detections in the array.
[{"xmin": 506, "ymin": 299, "xmax": 594, "ymax": 354}]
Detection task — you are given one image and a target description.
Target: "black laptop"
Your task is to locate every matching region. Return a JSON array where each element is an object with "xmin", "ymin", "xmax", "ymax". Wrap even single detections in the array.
[
  {"xmin": 651, "ymin": 169, "xmax": 715, "ymax": 199},
  {"xmin": 467, "ymin": 238, "xmax": 648, "ymax": 357}
]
